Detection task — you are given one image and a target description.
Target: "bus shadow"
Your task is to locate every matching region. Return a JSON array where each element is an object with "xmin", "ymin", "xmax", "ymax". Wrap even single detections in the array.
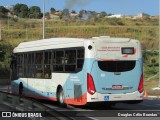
[{"xmin": 36, "ymin": 99, "xmax": 129, "ymax": 110}]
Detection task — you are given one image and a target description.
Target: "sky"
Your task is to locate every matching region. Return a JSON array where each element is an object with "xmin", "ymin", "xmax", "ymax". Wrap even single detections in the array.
[{"xmin": 0, "ymin": 0, "xmax": 159, "ymax": 16}]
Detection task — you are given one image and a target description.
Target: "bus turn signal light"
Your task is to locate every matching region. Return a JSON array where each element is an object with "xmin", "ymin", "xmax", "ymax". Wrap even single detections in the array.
[{"xmin": 87, "ymin": 73, "xmax": 96, "ymax": 95}]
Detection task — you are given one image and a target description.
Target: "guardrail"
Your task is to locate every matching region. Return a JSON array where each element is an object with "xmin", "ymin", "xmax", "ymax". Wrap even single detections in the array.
[{"xmin": 0, "ymin": 91, "xmax": 72, "ymax": 120}]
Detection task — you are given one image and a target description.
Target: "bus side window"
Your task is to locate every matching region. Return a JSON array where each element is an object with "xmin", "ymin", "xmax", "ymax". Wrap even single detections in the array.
[
  {"xmin": 53, "ymin": 51, "xmax": 64, "ymax": 72},
  {"xmin": 56, "ymin": 51, "xmax": 64, "ymax": 64},
  {"xmin": 35, "ymin": 53, "xmax": 43, "ymax": 64},
  {"xmin": 65, "ymin": 50, "xmax": 76, "ymax": 64},
  {"xmin": 28, "ymin": 53, "xmax": 35, "ymax": 78},
  {"xmin": 77, "ymin": 49, "xmax": 84, "ymax": 58},
  {"xmin": 17, "ymin": 54, "xmax": 23, "ymax": 77},
  {"xmin": 44, "ymin": 51, "xmax": 51, "ymax": 78},
  {"xmin": 77, "ymin": 49, "xmax": 84, "ymax": 71},
  {"xmin": 52, "ymin": 48, "xmax": 84, "ymax": 73},
  {"xmin": 64, "ymin": 50, "xmax": 76, "ymax": 72},
  {"xmin": 35, "ymin": 52, "xmax": 44, "ymax": 78},
  {"xmin": 52, "ymin": 51, "xmax": 56, "ymax": 64},
  {"xmin": 35, "ymin": 65, "xmax": 43, "ymax": 78}
]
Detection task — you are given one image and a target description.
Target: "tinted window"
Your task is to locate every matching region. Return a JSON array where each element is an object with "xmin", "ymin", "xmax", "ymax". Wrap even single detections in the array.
[
  {"xmin": 15, "ymin": 47, "xmax": 84, "ymax": 78},
  {"xmin": 52, "ymin": 48, "xmax": 84, "ymax": 73},
  {"xmin": 17, "ymin": 54, "xmax": 23, "ymax": 77},
  {"xmin": 98, "ymin": 61, "xmax": 136, "ymax": 72}
]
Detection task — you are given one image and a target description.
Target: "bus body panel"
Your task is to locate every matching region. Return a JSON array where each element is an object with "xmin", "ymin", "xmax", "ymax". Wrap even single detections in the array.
[
  {"xmin": 86, "ymin": 39, "xmax": 143, "ymax": 103},
  {"xmin": 11, "ymin": 71, "xmax": 88, "ymax": 105},
  {"xmin": 90, "ymin": 59, "xmax": 142, "ymax": 94},
  {"xmin": 87, "ymin": 91, "xmax": 144, "ymax": 102},
  {"xmin": 11, "ymin": 37, "xmax": 143, "ymax": 106}
]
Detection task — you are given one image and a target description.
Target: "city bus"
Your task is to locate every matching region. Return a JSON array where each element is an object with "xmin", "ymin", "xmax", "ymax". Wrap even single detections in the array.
[{"xmin": 10, "ymin": 36, "xmax": 144, "ymax": 106}]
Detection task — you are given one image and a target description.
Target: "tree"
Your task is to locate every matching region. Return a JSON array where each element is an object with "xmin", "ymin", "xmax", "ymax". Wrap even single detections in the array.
[
  {"xmin": 0, "ymin": 41, "xmax": 12, "ymax": 75},
  {"xmin": 99, "ymin": 11, "xmax": 107, "ymax": 18},
  {"xmin": 71, "ymin": 10, "xmax": 76, "ymax": 14},
  {"xmin": 79, "ymin": 10, "xmax": 85, "ymax": 19},
  {"xmin": 29, "ymin": 6, "xmax": 41, "ymax": 19},
  {"xmin": 13, "ymin": 4, "xmax": 29, "ymax": 18},
  {"xmin": 45, "ymin": 12, "xmax": 50, "ymax": 19},
  {"xmin": 0, "ymin": 6, "xmax": 9, "ymax": 16},
  {"xmin": 50, "ymin": 8, "xmax": 56, "ymax": 13},
  {"xmin": 60, "ymin": 9, "xmax": 70, "ymax": 19}
]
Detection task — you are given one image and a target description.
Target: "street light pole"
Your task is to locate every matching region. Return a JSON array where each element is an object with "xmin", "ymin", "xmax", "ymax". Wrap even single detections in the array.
[
  {"xmin": 159, "ymin": 10, "xmax": 160, "ymax": 88},
  {"xmin": 42, "ymin": 0, "xmax": 45, "ymax": 39}
]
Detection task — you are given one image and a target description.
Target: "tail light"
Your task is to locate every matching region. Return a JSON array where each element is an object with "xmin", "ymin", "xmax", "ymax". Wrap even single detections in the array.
[
  {"xmin": 87, "ymin": 73, "xmax": 96, "ymax": 95},
  {"xmin": 138, "ymin": 74, "xmax": 144, "ymax": 93}
]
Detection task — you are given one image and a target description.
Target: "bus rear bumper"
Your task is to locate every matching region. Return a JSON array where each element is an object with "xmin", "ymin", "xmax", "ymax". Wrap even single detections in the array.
[{"xmin": 87, "ymin": 91, "xmax": 144, "ymax": 102}]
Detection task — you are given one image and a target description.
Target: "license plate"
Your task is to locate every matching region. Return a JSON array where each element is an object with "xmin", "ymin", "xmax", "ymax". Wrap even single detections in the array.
[
  {"xmin": 112, "ymin": 85, "xmax": 123, "ymax": 89},
  {"xmin": 104, "ymin": 96, "xmax": 109, "ymax": 101}
]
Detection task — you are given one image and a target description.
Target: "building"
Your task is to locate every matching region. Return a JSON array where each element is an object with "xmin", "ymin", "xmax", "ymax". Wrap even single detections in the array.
[
  {"xmin": 49, "ymin": 14, "xmax": 59, "ymax": 19},
  {"xmin": 54, "ymin": 10, "xmax": 62, "ymax": 16},
  {"xmin": 107, "ymin": 14, "xmax": 124, "ymax": 18},
  {"xmin": 133, "ymin": 13, "xmax": 150, "ymax": 19},
  {"xmin": 70, "ymin": 13, "xmax": 78, "ymax": 17}
]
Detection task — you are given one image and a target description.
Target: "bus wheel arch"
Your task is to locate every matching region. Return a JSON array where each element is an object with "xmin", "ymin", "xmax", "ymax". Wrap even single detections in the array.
[{"xmin": 56, "ymin": 85, "xmax": 66, "ymax": 107}]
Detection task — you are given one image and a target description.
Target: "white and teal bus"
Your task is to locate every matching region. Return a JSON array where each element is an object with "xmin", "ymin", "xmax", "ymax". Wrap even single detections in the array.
[{"xmin": 10, "ymin": 36, "xmax": 144, "ymax": 106}]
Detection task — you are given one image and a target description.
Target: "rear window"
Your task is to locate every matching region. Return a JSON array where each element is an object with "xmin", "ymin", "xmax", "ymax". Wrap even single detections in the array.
[{"xmin": 98, "ymin": 61, "xmax": 136, "ymax": 72}]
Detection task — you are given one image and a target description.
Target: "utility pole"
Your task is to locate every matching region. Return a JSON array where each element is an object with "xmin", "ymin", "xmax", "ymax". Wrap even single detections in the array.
[
  {"xmin": 159, "ymin": 9, "xmax": 160, "ymax": 88},
  {"xmin": 42, "ymin": 0, "xmax": 45, "ymax": 39}
]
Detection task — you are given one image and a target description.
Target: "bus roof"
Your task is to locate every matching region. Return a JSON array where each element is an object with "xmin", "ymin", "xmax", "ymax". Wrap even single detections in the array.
[
  {"xmin": 13, "ymin": 37, "xmax": 139, "ymax": 53},
  {"xmin": 13, "ymin": 38, "xmax": 85, "ymax": 53}
]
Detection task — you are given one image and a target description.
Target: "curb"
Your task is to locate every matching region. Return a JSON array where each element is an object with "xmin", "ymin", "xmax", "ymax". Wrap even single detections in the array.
[{"xmin": 145, "ymin": 96, "xmax": 160, "ymax": 99}]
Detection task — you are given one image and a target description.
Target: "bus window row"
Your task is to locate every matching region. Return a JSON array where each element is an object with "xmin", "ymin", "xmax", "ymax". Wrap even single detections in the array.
[{"xmin": 15, "ymin": 48, "xmax": 84, "ymax": 79}]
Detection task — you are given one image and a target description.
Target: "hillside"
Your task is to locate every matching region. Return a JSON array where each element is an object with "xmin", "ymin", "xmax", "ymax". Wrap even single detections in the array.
[
  {"xmin": 0, "ymin": 16, "xmax": 159, "ymax": 95},
  {"xmin": 0, "ymin": 17, "xmax": 159, "ymax": 49}
]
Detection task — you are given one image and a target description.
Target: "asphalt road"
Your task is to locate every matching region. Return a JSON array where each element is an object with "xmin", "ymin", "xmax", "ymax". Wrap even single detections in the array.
[
  {"xmin": 40, "ymin": 99, "xmax": 160, "ymax": 120},
  {"xmin": 0, "ymin": 104, "xmax": 16, "ymax": 111},
  {"xmin": 0, "ymin": 85, "xmax": 160, "ymax": 120}
]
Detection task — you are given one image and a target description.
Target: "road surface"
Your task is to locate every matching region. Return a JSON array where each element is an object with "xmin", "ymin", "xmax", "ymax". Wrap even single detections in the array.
[{"xmin": 0, "ymin": 85, "xmax": 160, "ymax": 120}]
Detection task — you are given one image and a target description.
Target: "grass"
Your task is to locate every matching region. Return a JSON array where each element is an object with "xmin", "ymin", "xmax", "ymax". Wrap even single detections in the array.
[
  {"xmin": 144, "ymin": 79, "xmax": 160, "ymax": 96},
  {"xmin": 1, "ymin": 25, "xmax": 158, "ymax": 49}
]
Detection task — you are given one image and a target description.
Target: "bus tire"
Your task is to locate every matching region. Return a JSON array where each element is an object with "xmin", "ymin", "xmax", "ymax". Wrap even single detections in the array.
[
  {"xmin": 19, "ymin": 82, "xmax": 23, "ymax": 97},
  {"xmin": 57, "ymin": 88, "xmax": 66, "ymax": 107}
]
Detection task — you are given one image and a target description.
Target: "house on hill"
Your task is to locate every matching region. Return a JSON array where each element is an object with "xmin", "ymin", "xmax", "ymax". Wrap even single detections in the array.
[
  {"xmin": 54, "ymin": 10, "xmax": 62, "ymax": 16},
  {"xmin": 133, "ymin": 13, "xmax": 150, "ymax": 19},
  {"xmin": 107, "ymin": 14, "xmax": 124, "ymax": 18}
]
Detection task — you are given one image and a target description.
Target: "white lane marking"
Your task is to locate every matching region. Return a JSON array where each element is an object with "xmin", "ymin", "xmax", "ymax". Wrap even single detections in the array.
[{"xmin": 88, "ymin": 117, "xmax": 99, "ymax": 120}]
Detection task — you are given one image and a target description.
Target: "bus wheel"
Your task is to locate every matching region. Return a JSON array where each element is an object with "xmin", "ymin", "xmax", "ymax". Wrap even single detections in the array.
[
  {"xmin": 19, "ymin": 82, "xmax": 23, "ymax": 97},
  {"xmin": 57, "ymin": 88, "xmax": 66, "ymax": 107}
]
